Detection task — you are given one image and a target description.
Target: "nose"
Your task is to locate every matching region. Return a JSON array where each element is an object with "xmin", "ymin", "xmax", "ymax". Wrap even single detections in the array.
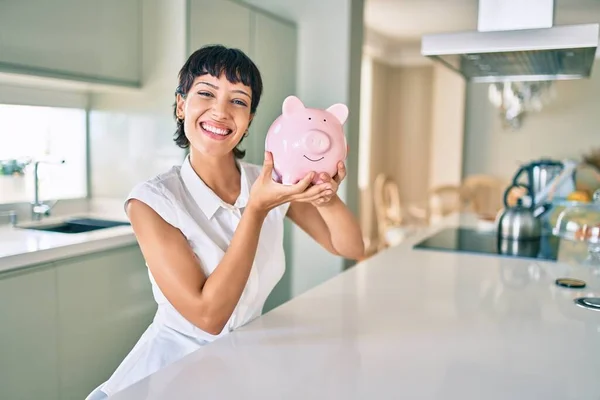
[
  {"xmin": 211, "ymin": 100, "xmax": 228, "ymax": 120},
  {"xmin": 304, "ymin": 130, "xmax": 331, "ymax": 154}
]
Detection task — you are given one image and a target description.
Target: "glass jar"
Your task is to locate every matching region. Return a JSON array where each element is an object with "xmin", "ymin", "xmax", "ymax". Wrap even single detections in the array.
[{"xmin": 552, "ymin": 190, "xmax": 600, "ymax": 265}]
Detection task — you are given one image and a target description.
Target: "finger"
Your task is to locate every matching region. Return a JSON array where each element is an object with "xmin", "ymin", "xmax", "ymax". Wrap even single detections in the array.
[
  {"xmin": 261, "ymin": 151, "xmax": 274, "ymax": 177},
  {"xmin": 334, "ymin": 162, "xmax": 346, "ymax": 183},
  {"xmin": 301, "ymin": 193, "xmax": 333, "ymax": 203},
  {"xmin": 314, "ymin": 193, "xmax": 334, "ymax": 203},
  {"xmin": 294, "ymin": 183, "xmax": 331, "ymax": 199},
  {"xmin": 287, "ymin": 171, "xmax": 315, "ymax": 194},
  {"xmin": 318, "ymin": 173, "xmax": 332, "ymax": 183},
  {"xmin": 294, "ymin": 188, "xmax": 333, "ymax": 203}
]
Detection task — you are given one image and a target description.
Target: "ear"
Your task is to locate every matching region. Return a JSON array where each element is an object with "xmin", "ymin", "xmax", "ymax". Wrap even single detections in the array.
[
  {"xmin": 282, "ymin": 96, "xmax": 305, "ymax": 115},
  {"xmin": 176, "ymin": 94, "xmax": 186, "ymax": 119},
  {"xmin": 326, "ymin": 103, "xmax": 349, "ymax": 125}
]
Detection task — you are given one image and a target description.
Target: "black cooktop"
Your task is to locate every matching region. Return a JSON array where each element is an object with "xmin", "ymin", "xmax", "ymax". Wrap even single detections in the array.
[{"xmin": 413, "ymin": 227, "xmax": 559, "ymax": 261}]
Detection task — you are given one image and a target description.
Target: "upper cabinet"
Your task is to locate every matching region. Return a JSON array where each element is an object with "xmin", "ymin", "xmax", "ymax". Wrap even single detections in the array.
[
  {"xmin": 188, "ymin": 0, "xmax": 251, "ymax": 54},
  {"xmin": 0, "ymin": 0, "xmax": 142, "ymax": 87},
  {"xmin": 247, "ymin": 12, "xmax": 297, "ymax": 164}
]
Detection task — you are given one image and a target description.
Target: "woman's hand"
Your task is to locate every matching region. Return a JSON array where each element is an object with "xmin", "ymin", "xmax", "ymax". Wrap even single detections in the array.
[
  {"xmin": 310, "ymin": 161, "xmax": 346, "ymax": 207},
  {"xmin": 248, "ymin": 152, "xmax": 325, "ymax": 214}
]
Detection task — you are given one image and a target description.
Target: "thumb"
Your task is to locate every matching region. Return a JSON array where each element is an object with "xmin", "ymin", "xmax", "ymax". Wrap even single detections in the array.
[{"xmin": 262, "ymin": 151, "xmax": 274, "ymax": 177}]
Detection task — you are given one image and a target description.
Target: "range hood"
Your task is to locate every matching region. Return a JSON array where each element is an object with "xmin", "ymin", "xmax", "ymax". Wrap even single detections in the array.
[{"xmin": 421, "ymin": 0, "xmax": 600, "ymax": 83}]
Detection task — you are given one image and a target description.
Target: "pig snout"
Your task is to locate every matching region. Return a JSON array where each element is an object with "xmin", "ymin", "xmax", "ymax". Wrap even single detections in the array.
[{"xmin": 303, "ymin": 130, "xmax": 331, "ymax": 154}]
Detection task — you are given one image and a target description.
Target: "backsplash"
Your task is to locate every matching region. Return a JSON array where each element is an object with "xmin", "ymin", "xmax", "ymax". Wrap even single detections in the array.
[{"xmin": 88, "ymin": 110, "xmax": 184, "ymax": 198}]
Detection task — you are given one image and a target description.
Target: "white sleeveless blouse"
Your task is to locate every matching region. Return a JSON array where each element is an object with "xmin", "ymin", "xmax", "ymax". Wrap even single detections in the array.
[{"xmin": 99, "ymin": 156, "xmax": 289, "ymax": 397}]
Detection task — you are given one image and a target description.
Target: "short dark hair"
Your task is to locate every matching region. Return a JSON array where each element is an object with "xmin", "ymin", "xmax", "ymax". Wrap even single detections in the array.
[{"xmin": 173, "ymin": 45, "xmax": 263, "ymax": 158}]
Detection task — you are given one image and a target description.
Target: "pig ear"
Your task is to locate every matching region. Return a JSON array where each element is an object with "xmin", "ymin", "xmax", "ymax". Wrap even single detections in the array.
[
  {"xmin": 326, "ymin": 103, "xmax": 349, "ymax": 125},
  {"xmin": 282, "ymin": 96, "xmax": 305, "ymax": 115}
]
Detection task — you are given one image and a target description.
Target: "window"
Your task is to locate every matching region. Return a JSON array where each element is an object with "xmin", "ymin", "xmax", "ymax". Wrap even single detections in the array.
[{"xmin": 0, "ymin": 104, "xmax": 87, "ymax": 205}]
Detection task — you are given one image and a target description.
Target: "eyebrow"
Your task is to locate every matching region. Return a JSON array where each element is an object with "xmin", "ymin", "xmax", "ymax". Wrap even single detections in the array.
[{"xmin": 195, "ymin": 81, "xmax": 251, "ymax": 99}]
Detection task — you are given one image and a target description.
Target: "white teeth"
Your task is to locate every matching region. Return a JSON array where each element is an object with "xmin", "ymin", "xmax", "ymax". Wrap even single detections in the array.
[{"xmin": 201, "ymin": 123, "xmax": 231, "ymax": 135}]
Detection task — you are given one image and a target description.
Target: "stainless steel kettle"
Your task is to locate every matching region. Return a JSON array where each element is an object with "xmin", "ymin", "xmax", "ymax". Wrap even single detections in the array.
[{"xmin": 496, "ymin": 197, "xmax": 542, "ymax": 240}]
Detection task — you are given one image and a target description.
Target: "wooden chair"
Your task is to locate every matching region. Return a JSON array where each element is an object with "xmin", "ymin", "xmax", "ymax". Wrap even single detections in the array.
[
  {"xmin": 373, "ymin": 174, "xmax": 401, "ymax": 249},
  {"xmin": 461, "ymin": 175, "xmax": 507, "ymax": 221},
  {"xmin": 415, "ymin": 185, "xmax": 466, "ymax": 224},
  {"xmin": 372, "ymin": 174, "xmax": 420, "ymax": 250}
]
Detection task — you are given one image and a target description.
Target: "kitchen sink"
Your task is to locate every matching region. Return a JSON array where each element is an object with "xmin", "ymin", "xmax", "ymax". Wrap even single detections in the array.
[{"xmin": 20, "ymin": 217, "xmax": 130, "ymax": 234}]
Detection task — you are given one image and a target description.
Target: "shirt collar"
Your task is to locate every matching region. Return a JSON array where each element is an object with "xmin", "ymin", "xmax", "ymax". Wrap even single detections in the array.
[{"xmin": 180, "ymin": 155, "xmax": 250, "ymax": 220}]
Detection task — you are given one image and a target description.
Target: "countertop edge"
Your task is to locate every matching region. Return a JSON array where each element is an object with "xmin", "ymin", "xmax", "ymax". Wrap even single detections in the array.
[{"xmin": 0, "ymin": 230, "xmax": 138, "ymax": 274}]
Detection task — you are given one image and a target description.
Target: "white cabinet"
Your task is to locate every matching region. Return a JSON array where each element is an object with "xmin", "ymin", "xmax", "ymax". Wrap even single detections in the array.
[
  {"xmin": 0, "ymin": 264, "xmax": 60, "ymax": 400},
  {"xmin": 0, "ymin": 245, "xmax": 155, "ymax": 400},
  {"xmin": 56, "ymin": 245, "xmax": 155, "ymax": 399},
  {"xmin": 246, "ymin": 12, "xmax": 297, "ymax": 165},
  {"xmin": 0, "ymin": 0, "xmax": 142, "ymax": 87},
  {"xmin": 188, "ymin": 0, "xmax": 251, "ymax": 54}
]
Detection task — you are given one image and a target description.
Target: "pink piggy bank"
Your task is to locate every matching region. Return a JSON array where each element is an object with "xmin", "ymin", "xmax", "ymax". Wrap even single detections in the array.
[{"xmin": 265, "ymin": 95, "xmax": 349, "ymax": 185}]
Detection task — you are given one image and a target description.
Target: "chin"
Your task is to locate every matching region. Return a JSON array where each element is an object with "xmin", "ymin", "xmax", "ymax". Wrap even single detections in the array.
[
  {"xmin": 187, "ymin": 129, "xmax": 244, "ymax": 157},
  {"xmin": 188, "ymin": 141, "xmax": 237, "ymax": 159}
]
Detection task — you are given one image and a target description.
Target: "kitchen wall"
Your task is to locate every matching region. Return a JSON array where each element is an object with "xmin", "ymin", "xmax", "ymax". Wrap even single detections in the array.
[
  {"xmin": 429, "ymin": 64, "xmax": 466, "ymax": 189},
  {"xmin": 359, "ymin": 60, "xmax": 432, "ymax": 241},
  {"xmin": 88, "ymin": 0, "xmax": 186, "ymax": 199},
  {"xmin": 463, "ymin": 62, "xmax": 600, "ymax": 180},
  {"xmin": 386, "ymin": 65, "xmax": 434, "ymax": 205},
  {"xmin": 359, "ymin": 58, "xmax": 466, "ymax": 243}
]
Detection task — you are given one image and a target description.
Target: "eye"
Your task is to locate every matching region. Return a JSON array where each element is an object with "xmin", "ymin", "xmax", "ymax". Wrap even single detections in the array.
[
  {"xmin": 198, "ymin": 91, "xmax": 213, "ymax": 98},
  {"xmin": 323, "ymin": 119, "xmax": 327, "ymax": 122},
  {"xmin": 308, "ymin": 117, "xmax": 312, "ymax": 120},
  {"xmin": 233, "ymin": 99, "xmax": 248, "ymax": 107}
]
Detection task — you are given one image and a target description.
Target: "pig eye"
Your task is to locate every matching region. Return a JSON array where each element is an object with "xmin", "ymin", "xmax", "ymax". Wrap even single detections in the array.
[
  {"xmin": 323, "ymin": 119, "xmax": 327, "ymax": 122},
  {"xmin": 308, "ymin": 117, "xmax": 312, "ymax": 120}
]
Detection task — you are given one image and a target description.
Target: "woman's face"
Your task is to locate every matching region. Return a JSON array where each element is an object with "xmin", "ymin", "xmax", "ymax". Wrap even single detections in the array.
[{"xmin": 177, "ymin": 73, "xmax": 253, "ymax": 158}]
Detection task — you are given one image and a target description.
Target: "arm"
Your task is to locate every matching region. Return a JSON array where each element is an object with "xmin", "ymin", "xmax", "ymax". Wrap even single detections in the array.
[
  {"xmin": 287, "ymin": 195, "xmax": 365, "ymax": 261},
  {"xmin": 127, "ymin": 198, "xmax": 267, "ymax": 335},
  {"xmin": 127, "ymin": 152, "xmax": 320, "ymax": 335}
]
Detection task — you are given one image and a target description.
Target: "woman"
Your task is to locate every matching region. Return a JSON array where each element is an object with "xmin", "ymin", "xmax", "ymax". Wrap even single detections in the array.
[{"xmin": 87, "ymin": 45, "xmax": 364, "ymax": 398}]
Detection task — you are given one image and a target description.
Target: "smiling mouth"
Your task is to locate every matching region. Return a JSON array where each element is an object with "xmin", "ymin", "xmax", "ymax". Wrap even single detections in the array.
[
  {"xmin": 200, "ymin": 122, "xmax": 233, "ymax": 136},
  {"xmin": 303, "ymin": 155, "xmax": 324, "ymax": 162}
]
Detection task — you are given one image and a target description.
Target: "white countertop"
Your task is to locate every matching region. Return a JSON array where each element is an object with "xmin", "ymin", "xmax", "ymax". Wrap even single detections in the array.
[
  {"xmin": 111, "ymin": 214, "xmax": 600, "ymax": 400},
  {"xmin": 0, "ymin": 199, "xmax": 136, "ymax": 273}
]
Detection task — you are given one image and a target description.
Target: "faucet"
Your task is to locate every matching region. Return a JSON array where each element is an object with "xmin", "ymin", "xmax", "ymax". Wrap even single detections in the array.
[{"xmin": 31, "ymin": 158, "xmax": 65, "ymax": 221}]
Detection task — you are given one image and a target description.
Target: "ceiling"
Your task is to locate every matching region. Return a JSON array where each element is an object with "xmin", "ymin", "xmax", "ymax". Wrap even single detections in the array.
[{"xmin": 365, "ymin": 0, "xmax": 600, "ymax": 42}]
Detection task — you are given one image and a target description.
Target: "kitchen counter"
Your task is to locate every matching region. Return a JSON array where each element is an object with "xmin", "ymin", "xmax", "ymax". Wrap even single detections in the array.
[
  {"xmin": 111, "ymin": 213, "xmax": 600, "ymax": 400},
  {"xmin": 0, "ymin": 198, "xmax": 136, "ymax": 273}
]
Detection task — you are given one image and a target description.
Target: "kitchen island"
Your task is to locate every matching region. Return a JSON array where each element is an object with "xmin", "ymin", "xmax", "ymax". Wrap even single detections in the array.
[{"xmin": 111, "ymin": 213, "xmax": 600, "ymax": 400}]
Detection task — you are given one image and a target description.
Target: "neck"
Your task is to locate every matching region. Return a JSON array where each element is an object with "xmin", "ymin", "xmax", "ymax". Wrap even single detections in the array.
[{"xmin": 188, "ymin": 148, "xmax": 241, "ymax": 205}]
